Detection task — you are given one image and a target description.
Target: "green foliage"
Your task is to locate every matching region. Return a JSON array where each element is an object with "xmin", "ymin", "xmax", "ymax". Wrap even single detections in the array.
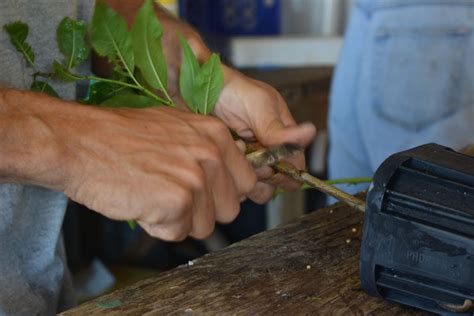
[
  {"xmin": 3, "ymin": 1, "xmax": 225, "ymax": 109},
  {"xmin": 31, "ymin": 81, "xmax": 59, "ymax": 97},
  {"xmin": 91, "ymin": 1, "xmax": 135, "ymax": 77},
  {"xmin": 87, "ymin": 81, "xmax": 131, "ymax": 105},
  {"xmin": 132, "ymin": 0, "xmax": 168, "ymax": 96},
  {"xmin": 52, "ymin": 60, "xmax": 83, "ymax": 82},
  {"xmin": 101, "ymin": 94, "xmax": 159, "ymax": 108},
  {"xmin": 192, "ymin": 54, "xmax": 224, "ymax": 115},
  {"xmin": 179, "ymin": 37, "xmax": 224, "ymax": 114},
  {"xmin": 3, "ymin": 22, "xmax": 35, "ymax": 68},
  {"xmin": 57, "ymin": 17, "xmax": 89, "ymax": 69},
  {"xmin": 127, "ymin": 220, "xmax": 137, "ymax": 230},
  {"xmin": 179, "ymin": 35, "xmax": 200, "ymax": 112}
]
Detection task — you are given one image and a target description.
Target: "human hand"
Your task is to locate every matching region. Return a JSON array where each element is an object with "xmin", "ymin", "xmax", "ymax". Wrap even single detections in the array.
[
  {"xmin": 62, "ymin": 105, "xmax": 256, "ymax": 240},
  {"xmin": 213, "ymin": 68, "xmax": 316, "ymax": 203},
  {"xmin": 99, "ymin": 3, "xmax": 316, "ymax": 204},
  {"xmin": 1, "ymin": 90, "xmax": 256, "ymax": 241},
  {"xmin": 158, "ymin": 32, "xmax": 316, "ymax": 203},
  {"xmin": 153, "ymin": 17, "xmax": 316, "ymax": 203}
]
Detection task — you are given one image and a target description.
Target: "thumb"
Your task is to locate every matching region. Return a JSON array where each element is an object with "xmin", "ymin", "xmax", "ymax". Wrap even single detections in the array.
[{"xmin": 256, "ymin": 120, "xmax": 316, "ymax": 148}]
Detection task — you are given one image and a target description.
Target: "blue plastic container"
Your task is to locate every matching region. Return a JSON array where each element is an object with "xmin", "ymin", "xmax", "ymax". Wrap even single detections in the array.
[{"xmin": 179, "ymin": 0, "xmax": 281, "ymax": 36}]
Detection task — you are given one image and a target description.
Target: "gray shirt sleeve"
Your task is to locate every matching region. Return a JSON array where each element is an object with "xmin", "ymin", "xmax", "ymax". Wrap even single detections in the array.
[{"xmin": 0, "ymin": 0, "xmax": 93, "ymax": 314}]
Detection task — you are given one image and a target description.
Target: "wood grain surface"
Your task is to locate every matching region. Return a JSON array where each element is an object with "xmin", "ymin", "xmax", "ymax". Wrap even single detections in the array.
[{"xmin": 62, "ymin": 201, "xmax": 428, "ymax": 315}]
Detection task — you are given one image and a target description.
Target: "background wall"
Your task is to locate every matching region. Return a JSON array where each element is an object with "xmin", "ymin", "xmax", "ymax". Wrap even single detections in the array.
[{"xmin": 281, "ymin": 0, "xmax": 354, "ymax": 36}]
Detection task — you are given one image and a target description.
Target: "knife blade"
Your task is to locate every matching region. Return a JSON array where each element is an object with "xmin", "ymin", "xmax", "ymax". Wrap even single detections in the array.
[{"xmin": 245, "ymin": 143, "xmax": 303, "ymax": 169}]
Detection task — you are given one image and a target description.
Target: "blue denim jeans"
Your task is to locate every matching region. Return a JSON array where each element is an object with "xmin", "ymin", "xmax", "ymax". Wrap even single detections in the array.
[{"xmin": 328, "ymin": 0, "xmax": 474, "ymax": 194}]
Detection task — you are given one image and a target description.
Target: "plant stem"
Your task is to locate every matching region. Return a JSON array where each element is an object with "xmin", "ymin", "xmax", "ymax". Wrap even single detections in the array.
[
  {"xmin": 44, "ymin": 70, "xmax": 172, "ymax": 106},
  {"xmin": 89, "ymin": 75, "xmax": 174, "ymax": 107},
  {"xmin": 39, "ymin": 64, "xmax": 175, "ymax": 106},
  {"xmin": 274, "ymin": 162, "xmax": 366, "ymax": 212},
  {"xmin": 325, "ymin": 177, "xmax": 372, "ymax": 186},
  {"xmin": 87, "ymin": 75, "xmax": 141, "ymax": 89},
  {"xmin": 297, "ymin": 178, "xmax": 372, "ymax": 191}
]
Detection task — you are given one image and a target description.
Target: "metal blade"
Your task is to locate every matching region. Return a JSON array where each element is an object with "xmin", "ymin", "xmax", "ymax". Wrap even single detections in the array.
[{"xmin": 246, "ymin": 143, "xmax": 303, "ymax": 169}]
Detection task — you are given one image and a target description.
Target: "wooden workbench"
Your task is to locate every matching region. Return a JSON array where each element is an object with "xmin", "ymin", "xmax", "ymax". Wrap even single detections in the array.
[{"xmin": 62, "ymin": 201, "xmax": 427, "ymax": 315}]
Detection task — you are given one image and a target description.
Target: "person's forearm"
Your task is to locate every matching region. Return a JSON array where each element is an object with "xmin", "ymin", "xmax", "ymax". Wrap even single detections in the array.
[
  {"xmin": 153, "ymin": 4, "xmax": 212, "ymax": 60},
  {"xmin": 0, "ymin": 87, "xmax": 73, "ymax": 189}
]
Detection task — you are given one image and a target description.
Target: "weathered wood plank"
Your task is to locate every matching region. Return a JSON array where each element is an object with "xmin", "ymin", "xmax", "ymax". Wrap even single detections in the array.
[{"xmin": 62, "ymin": 201, "xmax": 427, "ymax": 315}]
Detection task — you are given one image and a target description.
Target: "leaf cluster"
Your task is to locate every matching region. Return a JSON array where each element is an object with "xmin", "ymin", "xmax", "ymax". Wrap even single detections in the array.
[
  {"xmin": 179, "ymin": 36, "xmax": 223, "ymax": 114},
  {"xmin": 3, "ymin": 0, "xmax": 224, "ymax": 113}
]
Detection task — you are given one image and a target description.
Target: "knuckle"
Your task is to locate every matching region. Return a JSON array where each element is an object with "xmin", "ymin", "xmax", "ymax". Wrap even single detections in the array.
[
  {"xmin": 143, "ymin": 219, "xmax": 192, "ymax": 241},
  {"xmin": 249, "ymin": 193, "xmax": 269, "ymax": 205},
  {"xmin": 235, "ymin": 169, "xmax": 257, "ymax": 196},
  {"xmin": 217, "ymin": 201, "xmax": 240, "ymax": 224},
  {"xmin": 186, "ymin": 163, "xmax": 206, "ymax": 189},
  {"xmin": 248, "ymin": 182, "xmax": 274, "ymax": 205},
  {"xmin": 173, "ymin": 185, "xmax": 193, "ymax": 212},
  {"xmin": 255, "ymin": 84, "xmax": 277, "ymax": 103},
  {"xmin": 192, "ymin": 221, "xmax": 215, "ymax": 240},
  {"xmin": 159, "ymin": 226, "xmax": 189, "ymax": 241},
  {"xmin": 244, "ymin": 172, "xmax": 258, "ymax": 194},
  {"xmin": 206, "ymin": 117, "xmax": 228, "ymax": 135},
  {"xmin": 200, "ymin": 140, "xmax": 221, "ymax": 162}
]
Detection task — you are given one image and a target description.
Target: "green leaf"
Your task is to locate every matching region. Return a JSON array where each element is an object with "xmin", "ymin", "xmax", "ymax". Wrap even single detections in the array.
[
  {"xmin": 132, "ymin": 0, "xmax": 168, "ymax": 93},
  {"xmin": 192, "ymin": 54, "xmax": 224, "ymax": 115},
  {"xmin": 57, "ymin": 17, "xmax": 89, "ymax": 69},
  {"xmin": 3, "ymin": 22, "xmax": 35, "ymax": 68},
  {"xmin": 179, "ymin": 35, "xmax": 200, "ymax": 113},
  {"xmin": 87, "ymin": 81, "xmax": 132, "ymax": 105},
  {"xmin": 53, "ymin": 60, "xmax": 83, "ymax": 82},
  {"xmin": 101, "ymin": 94, "xmax": 160, "ymax": 108},
  {"xmin": 31, "ymin": 81, "xmax": 59, "ymax": 98},
  {"xmin": 127, "ymin": 220, "xmax": 137, "ymax": 230},
  {"xmin": 91, "ymin": 1, "xmax": 134, "ymax": 76}
]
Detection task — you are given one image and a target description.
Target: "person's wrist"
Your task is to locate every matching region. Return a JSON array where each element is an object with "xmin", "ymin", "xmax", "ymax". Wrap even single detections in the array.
[
  {"xmin": 183, "ymin": 31, "xmax": 212, "ymax": 62},
  {"xmin": 0, "ymin": 89, "xmax": 74, "ymax": 190}
]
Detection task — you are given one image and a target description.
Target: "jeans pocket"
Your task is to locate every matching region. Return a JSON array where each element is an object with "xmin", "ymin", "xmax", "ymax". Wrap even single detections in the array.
[{"xmin": 372, "ymin": 26, "xmax": 472, "ymax": 131}]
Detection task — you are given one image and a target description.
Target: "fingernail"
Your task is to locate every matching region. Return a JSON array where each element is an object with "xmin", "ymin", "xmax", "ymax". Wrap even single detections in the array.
[
  {"xmin": 235, "ymin": 139, "xmax": 246, "ymax": 153},
  {"xmin": 237, "ymin": 130, "xmax": 254, "ymax": 140},
  {"xmin": 255, "ymin": 166, "xmax": 274, "ymax": 179},
  {"xmin": 299, "ymin": 122, "xmax": 316, "ymax": 130}
]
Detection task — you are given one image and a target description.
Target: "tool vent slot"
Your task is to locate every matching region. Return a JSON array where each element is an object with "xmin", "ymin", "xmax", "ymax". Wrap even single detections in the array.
[
  {"xmin": 375, "ymin": 266, "xmax": 474, "ymax": 306},
  {"xmin": 408, "ymin": 157, "xmax": 474, "ymax": 188},
  {"xmin": 381, "ymin": 159, "xmax": 474, "ymax": 238}
]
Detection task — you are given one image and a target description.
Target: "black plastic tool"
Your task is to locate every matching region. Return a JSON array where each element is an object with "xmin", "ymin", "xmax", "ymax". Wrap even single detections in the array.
[{"xmin": 360, "ymin": 143, "xmax": 474, "ymax": 315}]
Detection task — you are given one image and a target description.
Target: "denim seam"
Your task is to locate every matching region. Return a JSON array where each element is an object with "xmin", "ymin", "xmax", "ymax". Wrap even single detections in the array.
[{"xmin": 356, "ymin": 1, "xmax": 474, "ymax": 17}]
